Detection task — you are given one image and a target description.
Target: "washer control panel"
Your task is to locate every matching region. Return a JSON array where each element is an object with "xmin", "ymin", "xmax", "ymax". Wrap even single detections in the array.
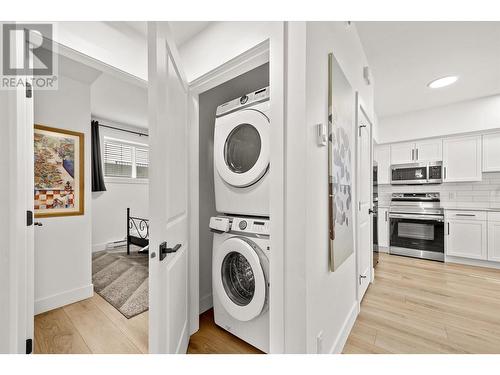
[
  {"xmin": 231, "ymin": 217, "xmax": 270, "ymax": 236},
  {"xmin": 216, "ymin": 86, "xmax": 270, "ymax": 117}
]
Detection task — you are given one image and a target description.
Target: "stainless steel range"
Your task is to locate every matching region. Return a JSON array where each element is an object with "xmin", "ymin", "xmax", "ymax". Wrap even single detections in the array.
[{"xmin": 389, "ymin": 192, "xmax": 444, "ymax": 262}]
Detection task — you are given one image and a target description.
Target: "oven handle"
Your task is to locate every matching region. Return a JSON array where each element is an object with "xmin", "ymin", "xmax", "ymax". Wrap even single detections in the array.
[{"xmin": 389, "ymin": 213, "xmax": 444, "ymax": 222}]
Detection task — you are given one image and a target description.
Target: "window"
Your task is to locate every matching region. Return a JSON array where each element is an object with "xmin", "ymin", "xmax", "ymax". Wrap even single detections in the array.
[{"xmin": 103, "ymin": 137, "xmax": 149, "ymax": 180}]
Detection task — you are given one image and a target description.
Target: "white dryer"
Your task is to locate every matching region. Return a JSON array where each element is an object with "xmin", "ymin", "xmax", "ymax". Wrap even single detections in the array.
[
  {"xmin": 210, "ymin": 215, "xmax": 270, "ymax": 353},
  {"xmin": 214, "ymin": 87, "xmax": 270, "ymax": 217}
]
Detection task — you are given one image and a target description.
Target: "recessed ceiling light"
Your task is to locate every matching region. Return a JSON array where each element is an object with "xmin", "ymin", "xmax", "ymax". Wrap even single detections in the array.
[{"xmin": 428, "ymin": 76, "xmax": 459, "ymax": 89}]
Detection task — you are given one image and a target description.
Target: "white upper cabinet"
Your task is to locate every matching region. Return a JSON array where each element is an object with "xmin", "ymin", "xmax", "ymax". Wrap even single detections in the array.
[
  {"xmin": 482, "ymin": 132, "xmax": 500, "ymax": 172},
  {"xmin": 443, "ymin": 135, "xmax": 482, "ymax": 182},
  {"xmin": 390, "ymin": 142, "xmax": 415, "ymax": 164},
  {"xmin": 390, "ymin": 139, "xmax": 442, "ymax": 164},
  {"xmin": 414, "ymin": 139, "xmax": 442, "ymax": 162},
  {"xmin": 374, "ymin": 144, "xmax": 391, "ymax": 184}
]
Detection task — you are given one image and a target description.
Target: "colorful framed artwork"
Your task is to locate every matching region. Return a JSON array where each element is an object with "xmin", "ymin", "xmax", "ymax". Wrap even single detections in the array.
[
  {"xmin": 328, "ymin": 52, "xmax": 355, "ymax": 272},
  {"xmin": 34, "ymin": 124, "xmax": 84, "ymax": 217}
]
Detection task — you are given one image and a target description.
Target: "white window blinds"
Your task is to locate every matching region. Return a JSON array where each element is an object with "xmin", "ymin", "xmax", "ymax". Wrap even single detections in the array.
[{"xmin": 103, "ymin": 137, "xmax": 149, "ymax": 179}]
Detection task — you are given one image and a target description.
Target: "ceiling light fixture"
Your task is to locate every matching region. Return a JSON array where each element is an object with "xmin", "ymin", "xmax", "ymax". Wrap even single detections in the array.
[{"xmin": 427, "ymin": 76, "xmax": 459, "ymax": 89}]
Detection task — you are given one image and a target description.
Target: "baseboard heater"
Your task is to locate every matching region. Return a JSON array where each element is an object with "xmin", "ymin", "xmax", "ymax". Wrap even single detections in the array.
[{"xmin": 106, "ymin": 239, "xmax": 127, "ymax": 249}]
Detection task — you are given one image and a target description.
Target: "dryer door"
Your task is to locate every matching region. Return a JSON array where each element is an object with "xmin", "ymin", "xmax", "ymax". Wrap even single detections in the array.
[
  {"xmin": 213, "ymin": 237, "xmax": 267, "ymax": 321},
  {"xmin": 214, "ymin": 109, "xmax": 269, "ymax": 187}
]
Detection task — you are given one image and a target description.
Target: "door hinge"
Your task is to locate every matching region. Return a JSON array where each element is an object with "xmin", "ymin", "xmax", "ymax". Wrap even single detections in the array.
[
  {"xmin": 25, "ymin": 82, "xmax": 32, "ymax": 98},
  {"xmin": 27, "ymin": 210, "xmax": 33, "ymax": 226},
  {"xmin": 26, "ymin": 338, "xmax": 32, "ymax": 354},
  {"xmin": 359, "ymin": 274, "xmax": 367, "ymax": 285},
  {"xmin": 358, "ymin": 123, "xmax": 367, "ymax": 137}
]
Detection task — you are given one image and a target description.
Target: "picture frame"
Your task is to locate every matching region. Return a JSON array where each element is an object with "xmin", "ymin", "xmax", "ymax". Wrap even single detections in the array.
[
  {"xmin": 327, "ymin": 52, "xmax": 355, "ymax": 272},
  {"xmin": 34, "ymin": 124, "xmax": 84, "ymax": 218}
]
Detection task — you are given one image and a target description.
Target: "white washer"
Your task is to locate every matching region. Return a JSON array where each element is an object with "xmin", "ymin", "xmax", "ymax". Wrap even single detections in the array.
[
  {"xmin": 210, "ymin": 215, "xmax": 270, "ymax": 353},
  {"xmin": 214, "ymin": 87, "xmax": 270, "ymax": 217}
]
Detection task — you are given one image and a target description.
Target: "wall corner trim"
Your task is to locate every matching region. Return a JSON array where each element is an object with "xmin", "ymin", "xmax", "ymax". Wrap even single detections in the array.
[
  {"xmin": 34, "ymin": 284, "xmax": 94, "ymax": 315},
  {"xmin": 329, "ymin": 301, "xmax": 360, "ymax": 354}
]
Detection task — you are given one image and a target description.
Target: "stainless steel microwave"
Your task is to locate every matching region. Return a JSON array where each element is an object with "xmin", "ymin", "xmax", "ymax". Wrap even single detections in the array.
[{"xmin": 390, "ymin": 161, "xmax": 442, "ymax": 185}]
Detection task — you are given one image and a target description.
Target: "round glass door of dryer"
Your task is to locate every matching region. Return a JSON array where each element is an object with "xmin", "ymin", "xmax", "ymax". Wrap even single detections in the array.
[
  {"xmin": 213, "ymin": 237, "xmax": 268, "ymax": 321},
  {"xmin": 214, "ymin": 109, "xmax": 269, "ymax": 188}
]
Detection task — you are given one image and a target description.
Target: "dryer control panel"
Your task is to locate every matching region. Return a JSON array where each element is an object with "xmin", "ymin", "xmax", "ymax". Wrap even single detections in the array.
[
  {"xmin": 231, "ymin": 217, "xmax": 270, "ymax": 236},
  {"xmin": 216, "ymin": 86, "xmax": 270, "ymax": 117}
]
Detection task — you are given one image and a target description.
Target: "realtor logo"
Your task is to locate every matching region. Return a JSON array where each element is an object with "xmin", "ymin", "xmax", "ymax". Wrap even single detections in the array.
[{"xmin": 1, "ymin": 23, "xmax": 58, "ymax": 89}]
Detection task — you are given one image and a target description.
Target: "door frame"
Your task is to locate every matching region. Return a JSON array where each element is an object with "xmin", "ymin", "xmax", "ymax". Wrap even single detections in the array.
[
  {"xmin": 186, "ymin": 23, "xmax": 286, "ymax": 353},
  {"xmin": 354, "ymin": 93, "xmax": 374, "ymax": 304}
]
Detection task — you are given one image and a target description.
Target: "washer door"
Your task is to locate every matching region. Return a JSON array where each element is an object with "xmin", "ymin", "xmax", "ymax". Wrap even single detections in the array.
[
  {"xmin": 213, "ymin": 237, "xmax": 267, "ymax": 321},
  {"xmin": 215, "ymin": 109, "xmax": 269, "ymax": 187}
]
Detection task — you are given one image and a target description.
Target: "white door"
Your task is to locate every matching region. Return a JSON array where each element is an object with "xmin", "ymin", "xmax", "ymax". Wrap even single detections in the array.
[
  {"xmin": 356, "ymin": 99, "xmax": 372, "ymax": 300},
  {"xmin": 443, "ymin": 135, "xmax": 482, "ymax": 182},
  {"xmin": 148, "ymin": 22, "xmax": 192, "ymax": 354},
  {"xmin": 482, "ymin": 132, "xmax": 500, "ymax": 172},
  {"xmin": 0, "ymin": 23, "xmax": 34, "ymax": 353},
  {"xmin": 374, "ymin": 144, "xmax": 391, "ymax": 184},
  {"xmin": 414, "ymin": 139, "xmax": 442, "ymax": 162},
  {"xmin": 446, "ymin": 219, "xmax": 487, "ymax": 260},
  {"xmin": 390, "ymin": 142, "xmax": 415, "ymax": 164},
  {"xmin": 378, "ymin": 208, "xmax": 389, "ymax": 248},
  {"xmin": 488, "ymin": 221, "xmax": 500, "ymax": 262}
]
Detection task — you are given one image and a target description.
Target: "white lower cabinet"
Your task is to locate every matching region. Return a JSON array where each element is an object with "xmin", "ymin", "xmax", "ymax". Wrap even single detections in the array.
[
  {"xmin": 445, "ymin": 211, "xmax": 487, "ymax": 260},
  {"xmin": 378, "ymin": 207, "xmax": 389, "ymax": 248},
  {"xmin": 487, "ymin": 213, "xmax": 500, "ymax": 262}
]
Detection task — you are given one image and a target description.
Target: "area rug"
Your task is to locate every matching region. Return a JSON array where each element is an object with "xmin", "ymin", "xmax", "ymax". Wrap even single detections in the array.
[{"xmin": 92, "ymin": 246, "xmax": 149, "ymax": 319}]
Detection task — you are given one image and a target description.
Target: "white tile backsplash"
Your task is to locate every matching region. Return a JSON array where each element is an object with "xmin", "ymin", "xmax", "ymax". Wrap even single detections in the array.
[{"xmin": 378, "ymin": 172, "xmax": 500, "ymax": 209}]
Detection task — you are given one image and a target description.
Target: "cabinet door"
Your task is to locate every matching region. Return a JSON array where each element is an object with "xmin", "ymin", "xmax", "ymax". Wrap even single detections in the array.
[
  {"xmin": 488, "ymin": 221, "xmax": 500, "ymax": 262},
  {"xmin": 374, "ymin": 144, "xmax": 391, "ymax": 184},
  {"xmin": 446, "ymin": 219, "xmax": 487, "ymax": 260},
  {"xmin": 482, "ymin": 132, "xmax": 500, "ymax": 172},
  {"xmin": 378, "ymin": 208, "xmax": 389, "ymax": 248},
  {"xmin": 415, "ymin": 139, "xmax": 442, "ymax": 162},
  {"xmin": 443, "ymin": 136, "xmax": 482, "ymax": 182},
  {"xmin": 390, "ymin": 142, "xmax": 415, "ymax": 164}
]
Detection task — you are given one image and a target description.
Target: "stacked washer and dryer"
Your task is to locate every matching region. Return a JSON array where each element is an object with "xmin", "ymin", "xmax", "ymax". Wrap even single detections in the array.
[{"xmin": 209, "ymin": 87, "xmax": 271, "ymax": 353}]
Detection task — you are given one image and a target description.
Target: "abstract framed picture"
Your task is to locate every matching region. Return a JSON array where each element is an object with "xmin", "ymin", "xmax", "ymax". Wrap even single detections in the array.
[
  {"xmin": 327, "ymin": 52, "xmax": 355, "ymax": 272},
  {"xmin": 34, "ymin": 124, "xmax": 84, "ymax": 218}
]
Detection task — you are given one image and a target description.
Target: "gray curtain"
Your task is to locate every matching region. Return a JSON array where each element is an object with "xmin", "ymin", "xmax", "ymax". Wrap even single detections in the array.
[{"xmin": 91, "ymin": 120, "xmax": 106, "ymax": 192}]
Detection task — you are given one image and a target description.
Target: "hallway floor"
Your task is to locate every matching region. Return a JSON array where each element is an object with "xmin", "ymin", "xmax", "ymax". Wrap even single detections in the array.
[
  {"xmin": 343, "ymin": 252, "xmax": 500, "ymax": 354},
  {"xmin": 34, "ymin": 294, "xmax": 261, "ymax": 354}
]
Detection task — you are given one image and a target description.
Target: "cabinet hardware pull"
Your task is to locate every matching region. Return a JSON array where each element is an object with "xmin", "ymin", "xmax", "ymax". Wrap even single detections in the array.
[
  {"xmin": 456, "ymin": 214, "xmax": 475, "ymax": 217},
  {"xmin": 412, "ymin": 149, "xmax": 415, "ymax": 161},
  {"xmin": 447, "ymin": 222, "xmax": 450, "ymax": 235},
  {"xmin": 385, "ymin": 211, "xmax": 388, "ymax": 222},
  {"xmin": 416, "ymin": 148, "xmax": 419, "ymax": 160}
]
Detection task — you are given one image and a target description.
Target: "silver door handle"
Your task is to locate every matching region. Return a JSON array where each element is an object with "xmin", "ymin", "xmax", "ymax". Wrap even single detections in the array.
[
  {"xmin": 444, "ymin": 166, "xmax": 447, "ymax": 179},
  {"xmin": 385, "ymin": 211, "xmax": 388, "ymax": 222},
  {"xmin": 447, "ymin": 222, "xmax": 450, "ymax": 235},
  {"xmin": 412, "ymin": 149, "xmax": 415, "ymax": 161},
  {"xmin": 455, "ymin": 214, "xmax": 476, "ymax": 217},
  {"xmin": 416, "ymin": 148, "xmax": 419, "ymax": 160}
]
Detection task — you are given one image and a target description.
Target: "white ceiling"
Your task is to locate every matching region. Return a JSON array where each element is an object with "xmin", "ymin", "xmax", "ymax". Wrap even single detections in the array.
[
  {"xmin": 356, "ymin": 22, "xmax": 500, "ymax": 118},
  {"xmin": 122, "ymin": 21, "xmax": 212, "ymax": 46}
]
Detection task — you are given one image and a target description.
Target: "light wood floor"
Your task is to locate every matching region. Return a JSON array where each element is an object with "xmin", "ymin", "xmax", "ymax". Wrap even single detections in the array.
[
  {"xmin": 343, "ymin": 252, "xmax": 500, "ymax": 354},
  {"xmin": 34, "ymin": 294, "xmax": 261, "ymax": 354}
]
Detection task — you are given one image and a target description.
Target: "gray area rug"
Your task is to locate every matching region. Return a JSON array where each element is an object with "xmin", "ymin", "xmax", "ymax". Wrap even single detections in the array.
[{"xmin": 92, "ymin": 246, "xmax": 148, "ymax": 319}]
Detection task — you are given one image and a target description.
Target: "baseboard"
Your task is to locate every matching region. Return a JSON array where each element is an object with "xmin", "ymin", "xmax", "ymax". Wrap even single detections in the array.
[
  {"xmin": 378, "ymin": 246, "xmax": 390, "ymax": 254},
  {"xmin": 445, "ymin": 255, "xmax": 500, "ymax": 270},
  {"xmin": 35, "ymin": 284, "xmax": 94, "ymax": 315},
  {"xmin": 199, "ymin": 293, "xmax": 213, "ymax": 314},
  {"xmin": 329, "ymin": 301, "xmax": 359, "ymax": 354},
  {"xmin": 92, "ymin": 243, "xmax": 107, "ymax": 252}
]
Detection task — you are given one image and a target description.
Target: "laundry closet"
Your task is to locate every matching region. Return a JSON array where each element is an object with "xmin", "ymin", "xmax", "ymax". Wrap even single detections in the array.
[{"xmin": 197, "ymin": 62, "xmax": 270, "ymax": 352}]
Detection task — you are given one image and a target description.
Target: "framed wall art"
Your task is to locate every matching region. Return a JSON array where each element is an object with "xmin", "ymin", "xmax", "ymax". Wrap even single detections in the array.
[
  {"xmin": 328, "ymin": 52, "xmax": 355, "ymax": 272},
  {"xmin": 34, "ymin": 124, "xmax": 84, "ymax": 218}
]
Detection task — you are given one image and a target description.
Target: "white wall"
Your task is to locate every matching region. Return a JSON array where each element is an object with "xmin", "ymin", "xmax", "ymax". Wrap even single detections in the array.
[
  {"xmin": 304, "ymin": 21, "xmax": 374, "ymax": 353},
  {"xmin": 91, "ymin": 73, "xmax": 148, "ymax": 129},
  {"xmin": 91, "ymin": 122, "xmax": 149, "ymax": 251},
  {"xmin": 55, "ymin": 22, "xmax": 147, "ymax": 80},
  {"xmin": 378, "ymin": 94, "xmax": 500, "ymax": 144},
  {"xmin": 179, "ymin": 22, "xmax": 275, "ymax": 82},
  {"xmin": 34, "ymin": 74, "xmax": 94, "ymax": 314}
]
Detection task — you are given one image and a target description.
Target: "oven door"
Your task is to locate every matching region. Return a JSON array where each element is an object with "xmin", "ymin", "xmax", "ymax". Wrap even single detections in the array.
[{"xmin": 389, "ymin": 213, "xmax": 444, "ymax": 261}]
